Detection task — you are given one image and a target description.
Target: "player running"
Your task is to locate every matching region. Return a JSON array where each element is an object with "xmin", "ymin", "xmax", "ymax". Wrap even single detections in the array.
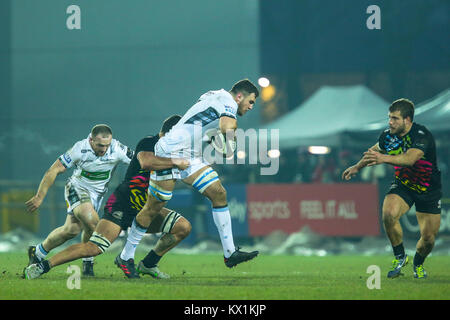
[
  {"xmin": 116, "ymin": 79, "xmax": 260, "ymax": 276},
  {"xmin": 342, "ymin": 98, "xmax": 442, "ymax": 279},
  {"xmin": 25, "ymin": 124, "xmax": 133, "ymax": 277},
  {"xmin": 24, "ymin": 116, "xmax": 190, "ymax": 280}
]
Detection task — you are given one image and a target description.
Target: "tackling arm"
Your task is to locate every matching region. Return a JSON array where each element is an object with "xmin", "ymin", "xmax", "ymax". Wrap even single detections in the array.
[
  {"xmin": 137, "ymin": 151, "xmax": 188, "ymax": 171},
  {"xmin": 365, "ymin": 148, "xmax": 424, "ymax": 167}
]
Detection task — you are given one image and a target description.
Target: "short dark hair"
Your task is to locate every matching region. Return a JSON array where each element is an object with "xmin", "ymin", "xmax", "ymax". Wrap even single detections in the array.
[
  {"xmin": 91, "ymin": 124, "xmax": 112, "ymax": 138},
  {"xmin": 230, "ymin": 79, "xmax": 259, "ymax": 98},
  {"xmin": 161, "ymin": 115, "xmax": 181, "ymax": 134},
  {"xmin": 389, "ymin": 98, "xmax": 414, "ymax": 121}
]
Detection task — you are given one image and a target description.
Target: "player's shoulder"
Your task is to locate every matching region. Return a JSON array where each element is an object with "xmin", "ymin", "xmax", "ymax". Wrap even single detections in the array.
[
  {"xmin": 110, "ymin": 139, "xmax": 131, "ymax": 155},
  {"xmin": 412, "ymin": 122, "xmax": 431, "ymax": 136},
  {"xmin": 379, "ymin": 127, "xmax": 391, "ymax": 138},
  {"xmin": 137, "ymin": 135, "xmax": 158, "ymax": 145},
  {"xmin": 216, "ymin": 89, "xmax": 236, "ymax": 104},
  {"xmin": 70, "ymin": 137, "xmax": 90, "ymax": 154},
  {"xmin": 214, "ymin": 89, "xmax": 238, "ymax": 117},
  {"xmin": 136, "ymin": 134, "xmax": 159, "ymax": 150}
]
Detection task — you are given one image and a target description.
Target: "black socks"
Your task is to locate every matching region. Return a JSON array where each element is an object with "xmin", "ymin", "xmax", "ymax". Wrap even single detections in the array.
[{"xmin": 143, "ymin": 250, "xmax": 162, "ymax": 268}]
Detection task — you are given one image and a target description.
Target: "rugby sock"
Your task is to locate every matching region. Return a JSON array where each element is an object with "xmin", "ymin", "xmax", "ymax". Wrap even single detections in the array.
[
  {"xmin": 142, "ymin": 250, "xmax": 162, "ymax": 268},
  {"xmin": 413, "ymin": 252, "xmax": 425, "ymax": 266},
  {"xmin": 120, "ymin": 218, "xmax": 147, "ymax": 261},
  {"xmin": 212, "ymin": 206, "xmax": 235, "ymax": 259},
  {"xmin": 392, "ymin": 243, "xmax": 405, "ymax": 258},
  {"xmin": 82, "ymin": 257, "xmax": 94, "ymax": 263},
  {"xmin": 35, "ymin": 243, "xmax": 48, "ymax": 261},
  {"xmin": 40, "ymin": 260, "xmax": 51, "ymax": 273}
]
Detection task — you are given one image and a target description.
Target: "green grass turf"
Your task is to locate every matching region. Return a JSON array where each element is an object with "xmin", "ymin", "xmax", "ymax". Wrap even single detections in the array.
[{"xmin": 1, "ymin": 252, "xmax": 449, "ymax": 300}]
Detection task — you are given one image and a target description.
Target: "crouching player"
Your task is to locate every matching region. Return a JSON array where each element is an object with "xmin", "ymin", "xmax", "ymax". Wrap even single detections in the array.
[{"xmin": 24, "ymin": 115, "xmax": 191, "ymax": 279}]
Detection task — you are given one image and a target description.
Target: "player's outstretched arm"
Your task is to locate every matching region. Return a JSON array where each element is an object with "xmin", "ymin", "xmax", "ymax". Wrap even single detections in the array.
[
  {"xmin": 137, "ymin": 151, "xmax": 189, "ymax": 171},
  {"xmin": 341, "ymin": 143, "xmax": 380, "ymax": 181},
  {"xmin": 26, "ymin": 159, "xmax": 66, "ymax": 213}
]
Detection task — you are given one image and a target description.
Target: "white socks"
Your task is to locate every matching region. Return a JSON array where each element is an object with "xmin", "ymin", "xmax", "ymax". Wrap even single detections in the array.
[
  {"xmin": 120, "ymin": 218, "xmax": 147, "ymax": 261},
  {"xmin": 35, "ymin": 243, "xmax": 48, "ymax": 261},
  {"xmin": 212, "ymin": 206, "xmax": 235, "ymax": 258}
]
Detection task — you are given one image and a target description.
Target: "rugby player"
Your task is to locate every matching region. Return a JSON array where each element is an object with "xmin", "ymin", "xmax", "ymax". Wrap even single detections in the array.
[
  {"xmin": 117, "ymin": 79, "xmax": 260, "ymax": 275},
  {"xmin": 342, "ymin": 98, "xmax": 442, "ymax": 279},
  {"xmin": 24, "ymin": 116, "xmax": 190, "ymax": 279},
  {"xmin": 25, "ymin": 124, "xmax": 133, "ymax": 276}
]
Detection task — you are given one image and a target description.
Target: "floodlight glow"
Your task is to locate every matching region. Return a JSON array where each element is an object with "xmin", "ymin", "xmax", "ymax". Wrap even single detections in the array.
[
  {"xmin": 237, "ymin": 150, "xmax": 246, "ymax": 159},
  {"xmin": 268, "ymin": 149, "xmax": 280, "ymax": 158},
  {"xmin": 258, "ymin": 77, "xmax": 270, "ymax": 88},
  {"xmin": 308, "ymin": 146, "xmax": 331, "ymax": 154}
]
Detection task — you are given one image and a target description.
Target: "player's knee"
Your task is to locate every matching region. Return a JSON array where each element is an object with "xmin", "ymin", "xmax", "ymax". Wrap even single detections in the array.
[
  {"xmin": 85, "ymin": 221, "xmax": 98, "ymax": 233},
  {"xmin": 207, "ymin": 184, "xmax": 227, "ymax": 204},
  {"xmin": 421, "ymin": 233, "xmax": 435, "ymax": 245},
  {"xmin": 62, "ymin": 225, "xmax": 81, "ymax": 239},
  {"xmin": 84, "ymin": 241, "xmax": 102, "ymax": 257},
  {"xmin": 176, "ymin": 219, "xmax": 192, "ymax": 240},
  {"xmin": 382, "ymin": 209, "xmax": 399, "ymax": 226}
]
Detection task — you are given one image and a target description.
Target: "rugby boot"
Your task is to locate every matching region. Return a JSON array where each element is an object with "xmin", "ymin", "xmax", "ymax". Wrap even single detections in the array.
[
  {"xmin": 23, "ymin": 260, "xmax": 50, "ymax": 280},
  {"xmin": 224, "ymin": 247, "xmax": 259, "ymax": 268},
  {"xmin": 82, "ymin": 260, "xmax": 95, "ymax": 277},
  {"xmin": 387, "ymin": 254, "xmax": 408, "ymax": 278},
  {"xmin": 137, "ymin": 261, "xmax": 170, "ymax": 279},
  {"xmin": 413, "ymin": 264, "xmax": 427, "ymax": 279},
  {"xmin": 114, "ymin": 254, "xmax": 140, "ymax": 279},
  {"xmin": 27, "ymin": 246, "xmax": 41, "ymax": 266}
]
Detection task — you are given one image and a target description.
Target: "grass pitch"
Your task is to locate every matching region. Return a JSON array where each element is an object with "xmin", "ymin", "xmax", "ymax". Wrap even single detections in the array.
[{"xmin": 1, "ymin": 252, "xmax": 449, "ymax": 300}]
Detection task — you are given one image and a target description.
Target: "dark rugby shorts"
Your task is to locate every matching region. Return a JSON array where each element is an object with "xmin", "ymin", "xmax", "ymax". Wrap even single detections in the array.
[
  {"xmin": 102, "ymin": 193, "xmax": 136, "ymax": 230},
  {"xmin": 386, "ymin": 182, "xmax": 442, "ymax": 214}
]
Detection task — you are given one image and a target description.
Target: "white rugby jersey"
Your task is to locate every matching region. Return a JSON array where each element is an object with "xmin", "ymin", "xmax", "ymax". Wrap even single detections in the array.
[
  {"xmin": 158, "ymin": 89, "xmax": 238, "ymax": 158},
  {"xmin": 58, "ymin": 136, "xmax": 133, "ymax": 195}
]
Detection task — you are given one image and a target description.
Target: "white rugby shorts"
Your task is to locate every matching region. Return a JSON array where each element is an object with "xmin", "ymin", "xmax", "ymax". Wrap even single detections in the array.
[
  {"xmin": 64, "ymin": 180, "xmax": 103, "ymax": 214},
  {"xmin": 150, "ymin": 139, "xmax": 208, "ymax": 181}
]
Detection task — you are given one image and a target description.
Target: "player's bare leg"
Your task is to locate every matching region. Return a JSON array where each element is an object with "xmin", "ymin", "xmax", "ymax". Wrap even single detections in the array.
[
  {"xmin": 29, "ymin": 214, "xmax": 82, "ymax": 266},
  {"xmin": 138, "ymin": 210, "xmax": 192, "ymax": 279},
  {"xmin": 48, "ymin": 219, "xmax": 121, "ymax": 268},
  {"xmin": 72, "ymin": 202, "xmax": 100, "ymax": 276},
  {"xmin": 413, "ymin": 212, "xmax": 440, "ymax": 279},
  {"xmin": 183, "ymin": 166, "xmax": 258, "ymax": 268},
  {"xmin": 117, "ymin": 179, "xmax": 176, "ymax": 278},
  {"xmin": 24, "ymin": 219, "xmax": 121, "ymax": 280},
  {"xmin": 382, "ymin": 194, "xmax": 411, "ymax": 278}
]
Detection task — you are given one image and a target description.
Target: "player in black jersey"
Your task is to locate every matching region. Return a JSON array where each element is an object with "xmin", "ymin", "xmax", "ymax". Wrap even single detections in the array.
[
  {"xmin": 24, "ymin": 115, "xmax": 191, "ymax": 280},
  {"xmin": 342, "ymin": 99, "xmax": 442, "ymax": 279}
]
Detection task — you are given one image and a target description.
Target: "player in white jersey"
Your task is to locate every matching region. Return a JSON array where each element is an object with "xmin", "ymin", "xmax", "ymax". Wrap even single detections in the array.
[
  {"xmin": 117, "ymin": 79, "xmax": 260, "ymax": 274},
  {"xmin": 25, "ymin": 124, "xmax": 133, "ymax": 276}
]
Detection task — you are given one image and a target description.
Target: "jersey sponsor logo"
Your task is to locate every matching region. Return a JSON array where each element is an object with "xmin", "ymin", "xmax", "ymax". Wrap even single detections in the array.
[
  {"xmin": 63, "ymin": 153, "xmax": 72, "ymax": 164},
  {"xmin": 80, "ymin": 169, "xmax": 110, "ymax": 181},
  {"xmin": 112, "ymin": 211, "xmax": 123, "ymax": 220},
  {"xmin": 224, "ymin": 105, "xmax": 235, "ymax": 114}
]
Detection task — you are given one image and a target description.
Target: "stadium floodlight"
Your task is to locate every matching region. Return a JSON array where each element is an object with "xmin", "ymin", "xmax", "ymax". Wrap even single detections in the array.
[
  {"xmin": 308, "ymin": 146, "xmax": 331, "ymax": 155},
  {"xmin": 258, "ymin": 77, "xmax": 270, "ymax": 88},
  {"xmin": 268, "ymin": 149, "xmax": 280, "ymax": 158},
  {"xmin": 237, "ymin": 150, "xmax": 246, "ymax": 159}
]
